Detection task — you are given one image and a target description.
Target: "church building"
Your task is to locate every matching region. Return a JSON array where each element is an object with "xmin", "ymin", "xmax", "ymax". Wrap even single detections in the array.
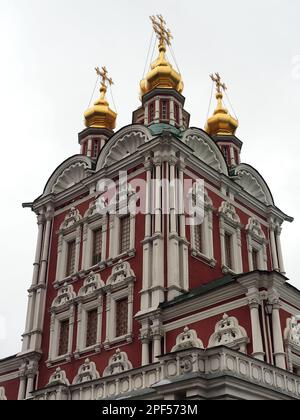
[{"xmin": 0, "ymin": 16, "xmax": 300, "ymax": 401}]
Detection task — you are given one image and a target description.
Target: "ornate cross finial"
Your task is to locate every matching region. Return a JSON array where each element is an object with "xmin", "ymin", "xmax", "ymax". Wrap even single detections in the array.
[
  {"xmin": 95, "ymin": 66, "xmax": 114, "ymax": 88},
  {"xmin": 150, "ymin": 15, "xmax": 173, "ymax": 46},
  {"xmin": 210, "ymin": 72, "xmax": 227, "ymax": 95}
]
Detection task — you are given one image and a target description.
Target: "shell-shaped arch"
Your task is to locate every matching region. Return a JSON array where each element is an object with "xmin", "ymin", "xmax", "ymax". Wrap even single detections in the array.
[
  {"xmin": 182, "ymin": 128, "xmax": 228, "ymax": 174},
  {"xmin": 44, "ymin": 155, "xmax": 93, "ymax": 195},
  {"xmin": 96, "ymin": 125, "xmax": 153, "ymax": 170},
  {"xmin": 234, "ymin": 163, "xmax": 274, "ymax": 205}
]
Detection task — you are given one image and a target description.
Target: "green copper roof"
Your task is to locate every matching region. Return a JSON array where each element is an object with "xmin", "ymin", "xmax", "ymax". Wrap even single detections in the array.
[
  {"xmin": 160, "ymin": 275, "xmax": 235, "ymax": 309},
  {"xmin": 148, "ymin": 123, "xmax": 182, "ymax": 137}
]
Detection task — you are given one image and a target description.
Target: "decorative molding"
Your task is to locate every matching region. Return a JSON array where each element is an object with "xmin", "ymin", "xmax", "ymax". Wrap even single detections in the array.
[
  {"xmin": 103, "ymin": 349, "xmax": 133, "ymax": 377},
  {"xmin": 185, "ymin": 135, "xmax": 223, "ymax": 173},
  {"xmin": 72, "ymin": 359, "xmax": 100, "ymax": 384},
  {"xmin": 246, "ymin": 218, "xmax": 266, "ymax": 241},
  {"xmin": 208, "ymin": 314, "xmax": 249, "ymax": 353},
  {"xmin": 78, "ymin": 272, "xmax": 104, "ymax": 298},
  {"xmin": 171, "ymin": 326, "xmax": 204, "ymax": 352},
  {"xmin": 104, "ymin": 131, "xmax": 149, "ymax": 167},
  {"xmin": 48, "ymin": 368, "xmax": 70, "ymax": 386},
  {"xmin": 219, "ymin": 201, "xmax": 241, "ymax": 225},
  {"xmin": 106, "ymin": 260, "xmax": 136, "ymax": 288},
  {"xmin": 60, "ymin": 207, "xmax": 82, "ymax": 230},
  {"xmin": 52, "ymin": 284, "xmax": 76, "ymax": 309},
  {"xmin": 285, "ymin": 317, "xmax": 300, "ymax": 347},
  {"xmin": 53, "ymin": 162, "xmax": 89, "ymax": 194}
]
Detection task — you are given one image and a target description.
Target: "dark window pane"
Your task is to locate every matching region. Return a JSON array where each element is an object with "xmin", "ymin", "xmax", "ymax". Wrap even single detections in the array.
[
  {"xmin": 116, "ymin": 299, "xmax": 128, "ymax": 337},
  {"xmin": 86, "ymin": 309, "xmax": 98, "ymax": 348},
  {"xmin": 58, "ymin": 320, "xmax": 69, "ymax": 356},
  {"xmin": 66, "ymin": 240, "xmax": 76, "ymax": 277}
]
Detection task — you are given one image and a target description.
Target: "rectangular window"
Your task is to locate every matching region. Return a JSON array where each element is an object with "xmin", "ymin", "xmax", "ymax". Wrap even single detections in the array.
[
  {"xmin": 252, "ymin": 249, "xmax": 259, "ymax": 270},
  {"xmin": 234, "ymin": 148, "xmax": 239, "ymax": 166},
  {"xmin": 160, "ymin": 99, "xmax": 169, "ymax": 121},
  {"xmin": 116, "ymin": 298, "xmax": 128, "ymax": 337},
  {"xmin": 148, "ymin": 102, "xmax": 155, "ymax": 123},
  {"xmin": 194, "ymin": 224, "xmax": 204, "ymax": 254},
  {"xmin": 86, "ymin": 309, "xmax": 98, "ymax": 348},
  {"xmin": 58, "ymin": 320, "xmax": 69, "ymax": 356},
  {"xmin": 222, "ymin": 146, "xmax": 229, "ymax": 163},
  {"xmin": 66, "ymin": 240, "xmax": 76, "ymax": 277},
  {"xmin": 120, "ymin": 216, "xmax": 131, "ymax": 254},
  {"xmin": 174, "ymin": 103, "xmax": 180, "ymax": 124},
  {"xmin": 225, "ymin": 233, "xmax": 233, "ymax": 269},
  {"xmin": 92, "ymin": 229, "xmax": 102, "ymax": 266}
]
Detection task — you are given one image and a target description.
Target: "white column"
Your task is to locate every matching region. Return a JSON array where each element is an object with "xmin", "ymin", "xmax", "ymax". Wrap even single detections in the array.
[
  {"xmin": 32, "ymin": 213, "xmax": 45, "ymax": 286},
  {"xmin": 270, "ymin": 223, "xmax": 279, "ymax": 271},
  {"xmin": 152, "ymin": 318, "xmax": 163, "ymax": 362},
  {"xmin": 230, "ymin": 146, "xmax": 235, "ymax": 167},
  {"xmin": 87, "ymin": 138, "xmax": 92, "ymax": 158},
  {"xmin": 142, "ymin": 340, "xmax": 150, "ymax": 366},
  {"xmin": 169, "ymin": 99, "xmax": 175, "ymax": 126},
  {"xmin": 272, "ymin": 300, "xmax": 286, "ymax": 370},
  {"xmin": 18, "ymin": 375, "xmax": 26, "ymax": 400},
  {"xmin": 154, "ymin": 98, "xmax": 160, "ymax": 123},
  {"xmin": 248, "ymin": 296, "xmax": 265, "ymax": 361},
  {"xmin": 276, "ymin": 227, "xmax": 285, "ymax": 274},
  {"xmin": 25, "ymin": 375, "xmax": 35, "ymax": 399}
]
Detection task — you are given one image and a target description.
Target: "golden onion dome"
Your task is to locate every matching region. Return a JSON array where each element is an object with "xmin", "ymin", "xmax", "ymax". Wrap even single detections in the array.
[
  {"xmin": 140, "ymin": 15, "xmax": 184, "ymax": 97},
  {"xmin": 84, "ymin": 67, "xmax": 117, "ymax": 130},
  {"xmin": 205, "ymin": 73, "xmax": 239, "ymax": 136}
]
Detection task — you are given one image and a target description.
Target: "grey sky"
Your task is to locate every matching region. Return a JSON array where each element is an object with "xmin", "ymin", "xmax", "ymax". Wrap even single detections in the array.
[{"xmin": 0, "ymin": 0, "xmax": 299, "ymax": 358}]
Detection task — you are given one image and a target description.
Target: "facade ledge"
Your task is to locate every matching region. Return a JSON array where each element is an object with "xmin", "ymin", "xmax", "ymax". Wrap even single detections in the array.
[
  {"xmin": 191, "ymin": 250, "xmax": 217, "ymax": 267},
  {"xmin": 46, "ymin": 353, "xmax": 72, "ymax": 368},
  {"xmin": 31, "ymin": 347, "xmax": 300, "ymax": 400},
  {"xmin": 103, "ymin": 334, "xmax": 134, "ymax": 350}
]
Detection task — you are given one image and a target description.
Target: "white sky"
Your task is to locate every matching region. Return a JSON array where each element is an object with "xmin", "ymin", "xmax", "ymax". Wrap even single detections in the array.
[{"xmin": 0, "ymin": 0, "xmax": 299, "ymax": 359}]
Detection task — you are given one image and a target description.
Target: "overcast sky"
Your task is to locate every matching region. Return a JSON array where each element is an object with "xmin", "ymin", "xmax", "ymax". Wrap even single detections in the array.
[{"xmin": 0, "ymin": 0, "xmax": 299, "ymax": 358}]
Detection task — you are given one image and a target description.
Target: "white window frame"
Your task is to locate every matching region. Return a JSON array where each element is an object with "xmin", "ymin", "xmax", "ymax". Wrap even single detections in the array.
[
  {"xmin": 75, "ymin": 297, "xmax": 103, "ymax": 357},
  {"xmin": 56, "ymin": 228, "xmax": 81, "ymax": 283},
  {"xmin": 246, "ymin": 218, "xmax": 268, "ymax": 271},
  {"xmin": 82, "ymin": 216, "xmax": 107, "ymax": 270},
  {"xmin": 219, "ymin": 202, "xmax": 243, "ymax": 274},
  {"xmin": 47, "ymin": 306, "xmax": 75, "ymax": 366},
  {"xmin": 190, "ymin": 211, "xmax": 215, "ymax": 266},
  {"xmin": 103, "ymin": 263, "xmax": 135, "ymax": 350},
  {"xmin": 108, "ymin": 213, "xmax": 136, "ymax": 262}
]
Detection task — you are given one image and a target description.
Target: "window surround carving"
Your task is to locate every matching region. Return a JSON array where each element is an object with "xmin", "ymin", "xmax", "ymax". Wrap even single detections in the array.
[
  {"xmin": 190, "ymin": 187, "xmax": 216, "ymax": 267},
  {"xmin": 219, "ymin": 201, "xmax": 243, "ymax": 274},
  {"xmin": 82, "ymin": 201, "xmax": 108, "ymax": 271},
  {"xmin": 246, "ymin": 218, "xmax": 268, "ymax": 271},
  {"xmin": 103, "ymin": 349, "xmax": 133, "ymax": 377},
  {"xmin": 284, "ymin": 317, "xmax": 300, "ymax": 374},
  {"xmin": 107, "ymin": 199, "xmax": 136, "ymax": 265},
  {"xmin": 72, "ymin": 359, "xmax": 100, "ymax": 384},
  {"xmin": 103, "ymin": 261, "xmax": 135, "ymax": 350},
  {"xmin": 75, "ymin": 272, "xmax": 105, "ymax": 358},
  {"xmin": 171, "ymin": 327, "xmax": 204, "ymax": 352},
  {"xmin": 48, "ymin": 368, "xmax": 70, "ymax": 386},
  {"xmin": 47, "ymin": 284, "xmax": 76, "ymax": 366},
  {"xmin": 55, "ymin": 207, "xmax": 82, "ymax": 284},
  {"xmin": 208, "ymin": 313, "xmax": 249, "ymax": 354}
]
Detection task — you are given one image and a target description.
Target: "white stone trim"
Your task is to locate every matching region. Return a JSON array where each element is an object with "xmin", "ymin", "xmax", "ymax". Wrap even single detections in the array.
[
  {"xmin": 164, "ymin": 297, "xmax": 248, "ymax": 333},
  {"xmin": 219, "ymin": 201, "xmax": 243, "ymax": 274},
  {"xmin": 0, "ymin": 387, "xmax": 7, "ymax": 400},
  {"xmin": 72, "ymin": 359, "xmax": 100, "ymax": 384},
  {"xmin": 171, "ymin": 327, "xmax": 204, "ymax": 352},
  {"xmin": 82, "ymin": 214, "xmax": 107, "ymax": 270},
  {"xmin": 246, "ymin": 218, "xmax": 268, "ymax": 271},
  {"xmin": 75, "ymin": 297, "xmax": 103, "ymax": 356},
  {"xmin": 47, "ymin": 305, "xmax": 75, "ymax": 365},
  {"xmin": 103, "ymin": 349, "xmax": 133, "ymax": 377}
]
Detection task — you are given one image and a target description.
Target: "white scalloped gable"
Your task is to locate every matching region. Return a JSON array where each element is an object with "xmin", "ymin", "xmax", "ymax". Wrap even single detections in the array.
[
  {"xmin": 234, "ymin": 163, "xmax": 274, "ymax": 205},
  {"xmin": 182, "ymin": 129, "xmax": 228, "ymax": 174},
  {"xmin": 96, "ymin": 125, "xmax": 153, "ymax": 170},
  {"xmin": 43, "ymin": 156, "xmax": 92, "ymax": 195}
]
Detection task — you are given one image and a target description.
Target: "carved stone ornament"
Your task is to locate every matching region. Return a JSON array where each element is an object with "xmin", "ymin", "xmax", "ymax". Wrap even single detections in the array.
[
  {"xmin": 0, "ymin": 387, "xmax": 7, "ymax": 401},
  {"xmin": 107, "ymin": 261, "xmax": 135, "ymax": 286},
  {"xmin": 103, "ymin": 349, "xmax": 133, "ymax": 377},
  {"xmin": 284, "ymin": 317, "xmax": 300, "ymax": 347},
  {"xmin": 72, "ymin": 359, "xmax": 100, "ymax": 384},
  {"xmin": 246, "ymin": 218, "xmax": 266, "ymax": 240},
  {"xmin": 52, "ymin": 283, "xmax": 76, "ymax": 308},
  {"xmin": 48, "ymin": 367, "xmax": 70, "ymax": 386},
  {"xmin": 219, "ymin": 201, "xmax": 241, "ymax": 224},
  {"xmin": 61, "ymin": 207, "xmax": 82, "ymax": 230},
  {"xmin": 208, "ymin": 314, "xmax": 249, "ymax": 353},
  {"xmin": 184, "ymin": 134, "xmax": 224, "ymax": 173},
  {"xmin": 171, "ymin": 327, "xmax": 204, "ymax": 352},
  {"xmin": 52, "ymin": 162, "xmax": 89, "ymax": 194},
  {"xmin": 78, "ymin": 272, "xmax": 104, "ymax": 297}
]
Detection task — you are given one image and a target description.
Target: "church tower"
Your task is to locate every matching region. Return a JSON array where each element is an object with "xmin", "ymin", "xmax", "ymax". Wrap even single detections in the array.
[{"xmin": 0, "ymin": 16, "xmax": 300, "ymax": 401}]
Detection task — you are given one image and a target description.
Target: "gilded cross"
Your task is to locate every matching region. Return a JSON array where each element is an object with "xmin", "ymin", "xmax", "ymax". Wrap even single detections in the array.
[
  {"xmin": 150, "ymin": 15, "xmax": 173, "ymax": 46},
  {"xmin": 210, "ymin": 72, "xmax": 227, "ymax": 94},
  {"xmin": 95, "ymin": 66, "xmax": 114, "ymax": 88}
]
